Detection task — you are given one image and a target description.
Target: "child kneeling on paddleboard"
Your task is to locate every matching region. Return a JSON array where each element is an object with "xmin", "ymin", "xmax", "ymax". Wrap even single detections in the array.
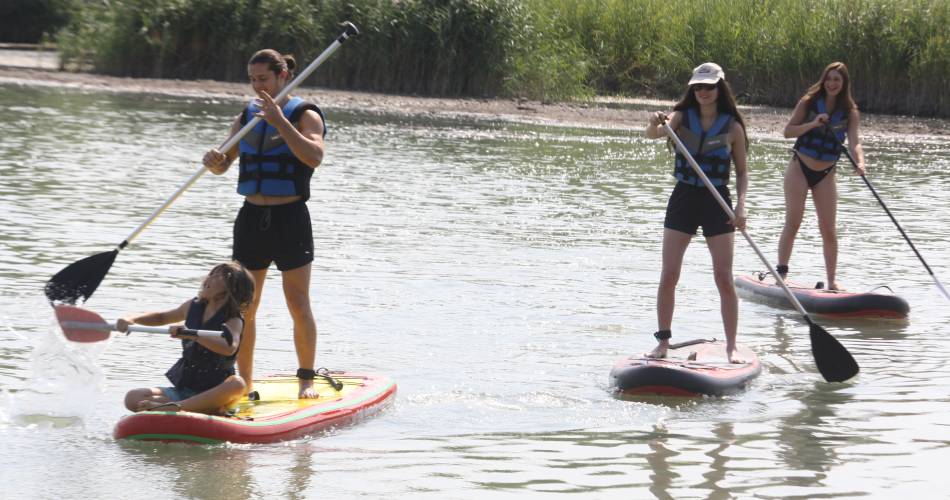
[{"xmin": 119, "ymin": 261, "xmax": 255, "ymax": 415}]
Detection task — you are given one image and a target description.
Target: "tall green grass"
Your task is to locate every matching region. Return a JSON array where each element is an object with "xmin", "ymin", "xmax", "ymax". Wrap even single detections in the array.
[
  {"xmin": 528, "ymin": 0, "xmax": 949, "ymax": 115},
  {"xmin": 54, "ymin": 0, "xmax": 949, "ymax": 116},
  {"xmin": 57, "ymin": 0, "xmax": 529, "ymax": 97}
]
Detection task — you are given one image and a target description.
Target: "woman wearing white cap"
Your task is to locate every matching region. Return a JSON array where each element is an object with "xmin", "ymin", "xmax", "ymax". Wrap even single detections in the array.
[
  {"xmin": 643, "ymin": 62, "xmax": 749, "ymax": 363},
  {"xmin": 776, "ymin": 62, "xmax": 865, "ymax": 291}
]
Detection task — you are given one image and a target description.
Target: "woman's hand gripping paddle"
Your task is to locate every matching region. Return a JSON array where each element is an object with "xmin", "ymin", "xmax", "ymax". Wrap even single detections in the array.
[
  {"xmin": 54, "ymin": 305, "xmax": 232, "ymax": 345},
  {"xmin": 660, "ymin": 120, "xmax": 859, "ymax": 382},
  {"xmin": 43, "ymin": 22, "xmax": 361, "ymax": 305},
  {"xmin": 827, "ymin": 125, "xmax": 950, "ymax": 302}
]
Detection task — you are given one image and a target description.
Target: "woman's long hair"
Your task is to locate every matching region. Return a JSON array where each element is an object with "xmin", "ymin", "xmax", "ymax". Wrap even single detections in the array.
[
  {"xmin": 671, "ymin": 77, "xmax": 749, "ymax": 149},
  {"xmin": 802, "ymin": 61, "xmax": 857, "ymax": 113},
  {"xmin": 200, "ymin": 261, "xmax": 255, "ymax": 321}
]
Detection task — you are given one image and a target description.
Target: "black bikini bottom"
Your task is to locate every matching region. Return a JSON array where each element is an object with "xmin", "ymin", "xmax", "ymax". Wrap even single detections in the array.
[{"xmin": 794, "ymin": 151, "xmax": 835, "ymax": 188}]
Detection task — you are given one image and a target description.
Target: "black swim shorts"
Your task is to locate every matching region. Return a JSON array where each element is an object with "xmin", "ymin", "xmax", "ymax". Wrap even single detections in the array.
[
  {"xmin": 663, "ymin": 181, "xmax": 735, "ymax": 237},
  {"xmin": 232, "ymin": 200, "xmax": 314, "ymax": 271}
]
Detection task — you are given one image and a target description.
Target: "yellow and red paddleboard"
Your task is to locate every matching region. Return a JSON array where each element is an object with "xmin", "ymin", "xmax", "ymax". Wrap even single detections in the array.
[{"xmin": 113, "ymin": 372, "xmax": 396, "ymax": 444}]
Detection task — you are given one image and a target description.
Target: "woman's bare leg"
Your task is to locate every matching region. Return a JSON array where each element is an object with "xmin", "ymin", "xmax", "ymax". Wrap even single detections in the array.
[
  {"xmin": 812, "ymin": 170, "xmax": 840, "ymax": 289},
  {"xmin": 778, "ymin": 157, "xmax": 809, "ymax": 281},
  {"xmin": 648, "ymin": 228, "xmax": 692, "ymax": 358},
  {"xmin": 707, "ymin": 231, "xmax": 744, "ymax": 363}
]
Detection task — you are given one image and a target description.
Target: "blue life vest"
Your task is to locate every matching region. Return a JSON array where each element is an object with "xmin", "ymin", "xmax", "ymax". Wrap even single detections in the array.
[
  {"xmin": 673, "ymin": 107, "xmax": 734, "ymax": 187},
  {"xmin": 237, "ymin": 96, "xmax": 326, "ymax": 201},
  {"xmin": 793, "ymin": 97, "xmax": 848, "ymax": 162},
  {"xmin": 164, "ymin": 299, "xmax": 240, "ymax": 393}
]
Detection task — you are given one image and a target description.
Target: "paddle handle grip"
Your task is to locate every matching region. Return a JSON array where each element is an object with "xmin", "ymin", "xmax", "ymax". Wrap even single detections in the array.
[{"xmin": 119, "ymin": 22, "xmax": 360, "ymax": 249}]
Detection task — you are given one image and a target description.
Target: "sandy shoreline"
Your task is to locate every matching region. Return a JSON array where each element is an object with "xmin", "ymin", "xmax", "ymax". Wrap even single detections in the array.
[{"xmin": 1, "ymin": 65, "xmax": 947, "ymax": 140}]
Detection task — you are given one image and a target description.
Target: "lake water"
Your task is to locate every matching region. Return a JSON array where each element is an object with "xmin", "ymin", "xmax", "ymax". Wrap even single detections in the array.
[{"xmin": 1, "ymin": 82, "xmax": 948, "ymax": 498}]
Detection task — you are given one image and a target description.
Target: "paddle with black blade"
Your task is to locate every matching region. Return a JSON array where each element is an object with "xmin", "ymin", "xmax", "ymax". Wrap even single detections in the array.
[
  {"xmin": 44, "ymin": 21, "xmax": 360, "ymax": 305},
  {"xmin": 827, "ymin": 124, "xmax": 950, "ymax": 301},
  {"xmin": 661, "ymin": 120, "xmax": 859, "ymax": 382},
  {"xmin": 54, "ymin": 304, "xmax": 232, "ymax": 346}
]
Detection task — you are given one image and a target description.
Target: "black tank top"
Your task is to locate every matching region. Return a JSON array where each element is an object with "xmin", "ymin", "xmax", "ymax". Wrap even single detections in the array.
[{"xmin": 164, "ymin": 298, "xmax": 240, "ymax": 392}]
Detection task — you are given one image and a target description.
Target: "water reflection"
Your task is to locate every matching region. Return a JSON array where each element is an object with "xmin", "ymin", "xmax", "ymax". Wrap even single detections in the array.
[
  {"xmin": 774, "ymin": 384, "xmax": 853, "ymax": 493},
  {"xmin": 645, "ymin": 427, "xmax": 679, "ymax": 499},
  {"xmin": 698, "ymin": 423, "xmax": 734, "ymax": 499},
  {"xmin": 119, "ymin": 442, "xmax": 256, "ymax": 499}
]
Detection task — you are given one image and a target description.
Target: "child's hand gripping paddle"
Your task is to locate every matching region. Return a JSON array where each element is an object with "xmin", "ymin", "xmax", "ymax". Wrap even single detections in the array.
[{"xmin": 54, "ymin": 305, "xmax": 232, "ymax": 346}]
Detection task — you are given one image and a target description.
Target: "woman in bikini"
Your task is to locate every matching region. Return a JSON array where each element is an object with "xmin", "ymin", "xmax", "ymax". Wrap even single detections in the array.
[{"xmin": 777, "ymin": 62, "xmax": 866, "ymax": 291}]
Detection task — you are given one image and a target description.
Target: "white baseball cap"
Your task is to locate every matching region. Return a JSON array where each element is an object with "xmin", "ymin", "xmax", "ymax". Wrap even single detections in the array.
[{"xmin": 688, "ymin": 62, "xmax": 725, "ymax": 85}]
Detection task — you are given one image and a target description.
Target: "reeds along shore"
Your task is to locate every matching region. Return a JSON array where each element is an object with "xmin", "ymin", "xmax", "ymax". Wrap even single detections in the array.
[{"xmin": 47, "ymin": 0, "xmax": 949, "ymax": 117}]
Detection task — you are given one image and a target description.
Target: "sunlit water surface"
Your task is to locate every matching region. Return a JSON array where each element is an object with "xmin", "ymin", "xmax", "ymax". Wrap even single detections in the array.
[{"xmin": 1, "ymin": 83, "xmax": 949, "ymax": 498}]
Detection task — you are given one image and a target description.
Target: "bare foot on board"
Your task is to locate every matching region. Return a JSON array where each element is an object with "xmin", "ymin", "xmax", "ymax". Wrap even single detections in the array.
[
  {"xmin": 298, "ymin": 379, "xmax": 319, "ymax": 399},
  {"xmin": 137, "ymin": 401, "xmax": 182, "ymax": 412},
  {"xmin": 216, "ymin": 405, "xmax": 237, "ymax": 416},
  {"xmin": 645, "ymin": 340, "xmax": 670, "ymax": 359},
  {"xmin": 727, "ymin": 347, "xmax": 746, "ymax": 364}
]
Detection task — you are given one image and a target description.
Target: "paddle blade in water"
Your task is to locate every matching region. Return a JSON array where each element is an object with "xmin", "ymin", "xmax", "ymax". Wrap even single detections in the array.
[
  {"xmin": 810, "ymin": 323, "xmax": 859, "ymax": 382},
  {"xmin": 44, "ymin": 250, "xmax": 118, "ymax": 304},
  {"xmin": 54, "ymin": 305, "xmax": 112, "ymax": 343}
]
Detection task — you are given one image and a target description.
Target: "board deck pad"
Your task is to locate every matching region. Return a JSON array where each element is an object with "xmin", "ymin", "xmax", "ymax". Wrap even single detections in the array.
[
  {"xmin": 113, "ymin": 372, "xmax": 396, "ymax": 444},
  {"xmin": 610, "ymin": 339, "xmax": 761, "ymax": 397},
  {"xmin": 735, "ymin": 273, "xmax": 909, "ymax": 318}
]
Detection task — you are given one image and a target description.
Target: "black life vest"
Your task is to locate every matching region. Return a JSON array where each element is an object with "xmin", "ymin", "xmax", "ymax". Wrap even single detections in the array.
[
  {"xmin": 164, "ymin": 299, "xmax": 240, "ymax": 393},
  {"xmin": 793, "ymin": 97, "xmax": 848, "ymax": 162},
  {"xmin": 237, "ymin": 96, "xmax": 326, "ymax": 201},
  {"xmin": 673, "ymin": 107, "xmax": 734, "ymax": 187}
]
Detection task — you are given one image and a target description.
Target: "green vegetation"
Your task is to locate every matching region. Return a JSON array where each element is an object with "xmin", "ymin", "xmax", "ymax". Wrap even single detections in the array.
[
  {"xmin": 55, "ymin": 0, "xmax": 529, "ymax": 97},
  {"xmin": 0, "ymin": 0, "xmax": 73, "ymax": 44},
  {"xmin": 532, "ymin": 0, "xmax": 949, "ymax": 116},
  {"xmin": 30, "ymin": 0, "xmax": 950, "ymax": 116}
]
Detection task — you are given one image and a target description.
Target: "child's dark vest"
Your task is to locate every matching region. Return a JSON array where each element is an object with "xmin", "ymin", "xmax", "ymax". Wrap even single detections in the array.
[{"xmin": 165, "ymin": 299, "xmax": 239, "ymax": 393}]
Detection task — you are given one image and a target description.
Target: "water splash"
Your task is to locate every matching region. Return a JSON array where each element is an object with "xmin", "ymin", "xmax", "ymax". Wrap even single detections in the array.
[{"xmin": 0, "ymin": 315, "xmax": 106, "ymax": 427}]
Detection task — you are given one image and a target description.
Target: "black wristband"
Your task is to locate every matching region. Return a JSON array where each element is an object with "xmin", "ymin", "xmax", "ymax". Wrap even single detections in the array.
[
  {"xmin": 221, "ymin": 325, "xmax": 233, "ymax": 347},
  {"xmin": 654, "ymin": 329, "xmax": 672, "ymax": 340}
]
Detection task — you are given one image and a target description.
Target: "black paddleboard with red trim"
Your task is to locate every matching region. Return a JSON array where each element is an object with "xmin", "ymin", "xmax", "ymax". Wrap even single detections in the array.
[
  {"xmin": 609, "ymin": 339, "xmax": 761, "ymax": 397},
  {"xmin": 735, "ymin": 273, "xmax": 909, "ymax": 319}
]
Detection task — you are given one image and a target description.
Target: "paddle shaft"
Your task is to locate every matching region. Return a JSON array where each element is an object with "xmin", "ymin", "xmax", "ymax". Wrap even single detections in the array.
[
  {"xmin": 59, "ymin": 320, "xmax": 222, "ymax": 338},
  {"xmin": 661, "ymin": 122, "xmax": 816, "ymax": 322},
  {"xmin": 117, "ymin": 22, "xmax": 359, "ymax": 251},
  {"xmin": 831, "ymin": 128, "xmax": 950, "ymax": 301}
]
